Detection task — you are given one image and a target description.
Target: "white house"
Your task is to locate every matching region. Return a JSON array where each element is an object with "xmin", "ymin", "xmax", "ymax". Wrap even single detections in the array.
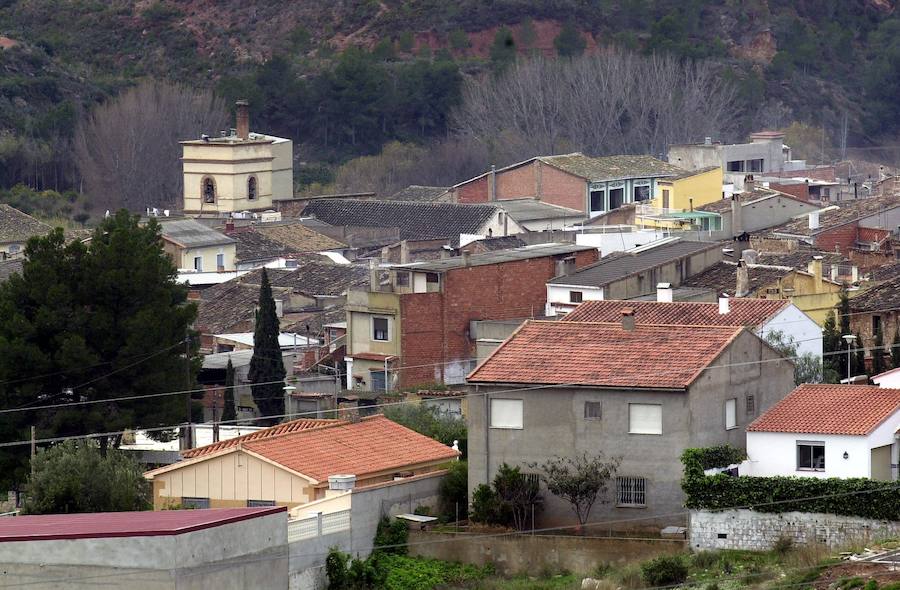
[
  {"xmin": 872, "ymin": 368, "xmax": 900, "ymax": 389},
  {"xmin": 744, "ymin": 384, "xmax": 900, "ymax": 481}
]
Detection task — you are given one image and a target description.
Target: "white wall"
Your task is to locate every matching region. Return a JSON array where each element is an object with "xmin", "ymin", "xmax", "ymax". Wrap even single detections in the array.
[
  {"xmin": 746, "ymin": 431, "xmax": 871, "ymax": 478},
  {"xmin": 545, "ymin": 284, "xmax": 604, "ymax": 316},
  {"xmin": 575, "ymin": 230, "xmax": 669, "ymax": 256},
  {"xmin": 756, "ymin": 304, "xmax": 822, "ymax": 359}
]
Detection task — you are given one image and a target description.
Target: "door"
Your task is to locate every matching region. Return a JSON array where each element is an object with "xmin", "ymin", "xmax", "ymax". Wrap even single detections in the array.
[
  {"xmin": 871, "ymin": 445, "xmax": 892, "ymax": 481},
  {"xmin": 371, "ymin": 370, "xmax": 386, "ymax": 392}
]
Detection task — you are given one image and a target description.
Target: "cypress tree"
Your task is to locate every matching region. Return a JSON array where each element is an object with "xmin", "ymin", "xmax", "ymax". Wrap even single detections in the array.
[
  {"xmin": 892, "ymin": 330, "xmax": 900, "ymax": 369},
  {"xmin": 222, "ymin": 358, "xmax": 237, "ymax": 423},
  {"xmin": 854, "ymin": 331, "xmax": 866, "ymax": 378},
  {"xmin": 247, "ymin": 268, "xmax": 286, "ymax": 425},
  {"xmin": 822, "ymin": 310, "xmax": 841, "ymax": 381},
  {"xmin": 873, "ymin": 327, "xmax": 885, "ymax": 376}
]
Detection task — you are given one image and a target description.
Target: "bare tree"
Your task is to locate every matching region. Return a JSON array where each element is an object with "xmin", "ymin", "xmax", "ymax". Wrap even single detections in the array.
[
  {"xmin": 453, "ymin": 51, "xmax": 738, "ymax": 162},
  {"xmin": 74, "ymin": 80, "xmax": 228, "ymax": 212}
]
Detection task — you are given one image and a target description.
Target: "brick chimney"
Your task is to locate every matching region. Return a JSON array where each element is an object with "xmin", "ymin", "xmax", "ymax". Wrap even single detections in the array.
[
  {"xmin": 621, "ymin": 308, "xmax": 635, "ymax": 332},
  {"xmin": 735, "ymin": 260, "xmax": 750, "ymax": 298},
  {"xmin": 235, "ymin": 100, "xmax": 250, "ymax": 140}
]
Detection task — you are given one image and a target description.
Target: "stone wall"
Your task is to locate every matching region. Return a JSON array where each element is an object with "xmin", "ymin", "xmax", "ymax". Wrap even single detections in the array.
[{"xmin": 690, "ymin": 509, "xmax": 900, "ymax": 551}]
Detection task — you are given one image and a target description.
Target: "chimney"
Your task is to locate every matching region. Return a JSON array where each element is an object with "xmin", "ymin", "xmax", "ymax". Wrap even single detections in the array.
[
  {"xmin": 225, "ymin": 220, "xmax": 235, "ymax": 232},
  {"xmin": 399, "ymin": 240, "xmax": 410, "ymax": 264},
  {"xmin": 368, "ymin": 259, "xmax": 379, "ymax": 291},
  {"xmin": 735, "ymin": 259, "xmax": 750, "ymax": 298},
  {"xmin": 235, "ymin": 100, "xmax": 250, "ymax": 140},
  {"xmin": 704, "ymin": 137, "xmax": 712, "ymax": 145},
  {"xmin": 807, "ymin": 255, "xmax": 823, "ymax": 282},
  {"xmin": 621, "ymin": 308, "xmax": 635, "ymax": 332},
  {"xmin": 489, "ymin": 165, "xmax": 497, "ymax": 201},
  {"xmin": 462, "ymin": 251, "xmax": 472, "ymax": 267},
  {"xmin": 328, "ymin": 474, "xmax": 357, "ymax": 492},
  {"xmin": 808, "ymin": 211, "xmax": 820, "ymax": 230},
  {"xmin": 730, "ymin": 192, "xmax": 742, "ymax": 237},
  {"xmin": 743, "ymin": 174, "xmax": 755, "ymax": 193},
  {"xmin": 656, "ymin": 282, "xmax": 673, "ymax": 303},
  {"xmin": 718, "ymin": 293, "xmax": 730, "ymax": 314}
]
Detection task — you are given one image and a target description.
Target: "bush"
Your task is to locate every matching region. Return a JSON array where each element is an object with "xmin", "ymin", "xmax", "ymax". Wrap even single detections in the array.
[
  {"xmin": 773, "ymin": 535, "xmax": 794, "ymax": 556},
  {"xmin": 438, "ymin": 460, "xmax": 468, "ymax": 521},
  {"xmin": 640, "ymin": 555, "xmax": 688, "ymax": 587},
  {"xmin": 326, "ymin": 548, "xmax": 350, "ymax": 590},
  {"xmin": 373, "ymin": 516, "xmax": 408, "ymax": 556},
  {"xmin": 691, "ymin": 551, "xmax": 719, "ymax": 570}
]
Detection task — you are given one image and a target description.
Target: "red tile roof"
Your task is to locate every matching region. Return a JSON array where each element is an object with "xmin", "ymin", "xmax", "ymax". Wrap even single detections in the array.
[
  {"xmin": 467, "ymin": 320, "xmax": 743, "ymax": 389},
  {"xmin": 748, "ymin": 384, "xmax": 900, "ymax": 435},
  {"xmin": 0, "ymin": 507, "xmax": 283, "ymax": 542},
  {"xmin": 182, "ymin": 418, "xmax": 340, "ymax": 458},
  {"xmin": 243, "ymin": 415, "xmax": 459, "ymax": 482},
  {"xmin": 562, "ymin": 299, "xmax": 790, "ymax": 326}
]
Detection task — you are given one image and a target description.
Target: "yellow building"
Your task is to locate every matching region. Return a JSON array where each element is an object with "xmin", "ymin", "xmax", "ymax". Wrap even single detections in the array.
[
  {"xmin": 635, "ymin": 167, "xmax": 724, "ymax": 230},
  {"xmin": 344, "ymin": 289, "xmax": 403, "ymax": 392},
  {"xmin": 144, "ymin": 415, "xmax": 458, "ymax": 510},
  {"xmin": 159, "ymin": 218, "xmax": 237, "ymax": 272},
  {"xmin": 181, "ymin": 101, "xmax": 293, "ymax": 216}
]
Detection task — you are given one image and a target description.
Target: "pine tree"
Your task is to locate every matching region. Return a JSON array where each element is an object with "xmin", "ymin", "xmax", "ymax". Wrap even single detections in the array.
[
  {"xmin": 247, "ymin": 268, "xmax": 286, "ymax": 426},
  {"xmin": 873, "ymin": 327, "xmax": 885, "ymax": 376},
  {"xmin": 490, "ymin": 27, "xmax": 516, "ymax": 74},
  {"xmin": 554, "ymin": 21, "xmax": 587, "ymax": 58},
  {"xmin": 222, "ymin": 359, "xmax": 237, "ymax": 423}
]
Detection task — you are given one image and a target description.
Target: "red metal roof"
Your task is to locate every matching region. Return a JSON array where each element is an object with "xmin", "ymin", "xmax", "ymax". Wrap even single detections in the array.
[
  {"xmin": 182, "ymin": 418, "xmax": 340, "ymax": 458},
  {"xmin": 562, "ymin": 299, "xmax": 790, "ymax": 326},
  {"xmin": 467, "ymin": 320, "xmax": 743, "ymax": 389},
  {"xmin": 0, "ymin": 507, "xmax": 284, "ymax": 543},
  {"xmin": 748, "ymin": 384, "xmax": 900, "ymax": 435}
]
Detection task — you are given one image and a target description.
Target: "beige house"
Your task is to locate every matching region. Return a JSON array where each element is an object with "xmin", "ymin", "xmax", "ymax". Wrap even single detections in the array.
[
  {"xmin": 0, "ymin": 204, "xmax": 52, "ymax": 260},
  {"xmin": 144, "ymin": 415, "xmax": 459, "ymax": 510},
  {"xmin": 181, "ymin": 101, "xmax": 293, "ymax": 216},
  {"xmin": 159, "ymin": 218, "xmax": 236, "ymax": 272}
]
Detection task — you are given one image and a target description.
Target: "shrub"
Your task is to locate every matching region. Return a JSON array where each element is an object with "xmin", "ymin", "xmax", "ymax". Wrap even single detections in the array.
[
  {"xmin": 773, "ymin": 535, "xmax": 794, "ymax": 556},
  {"xmin": 692, "ymin": 550, "xmax": 719, "ymax": 570},
  {"xmin": 839, "ymin": 578, "xmax": 865, "ymax": 590},
  {"xmin": 373, "ymin": 516, "xmax": 408, "ymax": 555},
  {"xmin": 438, "ymin": 460, "xmax": 468, "ymax": 521},
  {"xmin": 640, "ymin": 555, "xmax": 688, "ymax": 587},
  {"xmin": 325, "ymin": 548, "xmax": 350, "ymax": 590},
  {"xmin": 864, "ymin": 581, "xmax": 879, "ymax": 590}
]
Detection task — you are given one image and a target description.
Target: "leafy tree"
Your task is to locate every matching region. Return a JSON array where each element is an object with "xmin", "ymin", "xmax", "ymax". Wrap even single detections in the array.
[
  {"xmin": 554, "ymin": 21, "xmax": 586, "ymax": 58},
  {"xmin": 383, "ymin": 402, "xmax": 466, "ymax": 457},
  {"xmin": 22, "ymin": 441, "xmax": 150, "ymax": 514},
  {"xmin": 448, "ymin": 29, "xmax": 470, "ymax": 51},
  {"xmin": 438, "ymin": 460, "xmax": 468, "ymax": 521},
  {"xmin": 222, "ymin": 358, "xmax": 237, "ymax": 423},
  {"xmin": 248, "ymin": 268, "xmax": 286, "ymax": 425},
  {"xmin": 492, "ymin": 463, "xmax": 540, "ymax": 531},
  {"xmin": 873, "ymin": 327, "xmax": 886, "ymax": 376},
  {"xmin": 489, "ymin": 27, "xmax": 517, "ymax": 73},
  {"xmin": 763, "ymin": 330, "xmax": 823, "ymax": 385},
  {"xmin": 470, "ymin": 483, "xmax": 509, "ymax": 527},
  {"xmin": 530, "ymin": 452, "xmax": 620, "ymax": 526},
  {"xmin": 0, "ymin": 212, "xmax": 197, "ymax": 490},
  {"xmin": 863, "ymin": 19, "xmax": 900, "ymax": 136}
]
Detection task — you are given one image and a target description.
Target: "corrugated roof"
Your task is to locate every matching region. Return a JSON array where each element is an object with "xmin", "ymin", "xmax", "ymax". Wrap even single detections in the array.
[
  {"xmin": 562, "ymin": 299, "xmax": 790, "ymax": 326},
  {"xmin": 0, "ymin": 507, "xmax": 283, "ymax": 542},
  {"xmin": 0, "ymin": 204, "xmax": 52, "ymax": 244},
  {"xmin": 467, "ymin": 320, "xmax": 742, "ymax": 389},
  {"xmin": 748, "ymin": 384, "xmax": 900, "ymax": 435},
  {"xmin": 547, "ymin": 240, "xmax": 719, "ymax": 287},
  {"xmin": 395, "ymin": 243, "xmax": 595, "ymax": 273},
  {"xmin": 159, "ymin": 219, "xmax": 235, "ymax": 248}
]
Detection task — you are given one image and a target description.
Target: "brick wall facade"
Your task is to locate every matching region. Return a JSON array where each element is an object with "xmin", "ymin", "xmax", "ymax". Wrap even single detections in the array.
[
  {"xmin": 455, "ymin": 176, "xmax": 489, "ymax": 204},
  {"xmin": 814, "ymin": 222, "xmax": 859, "ymax": 254},
  {"xmin": 451, "ymin": 162, "xmax": 588, "ymax": 212},
  {"xmin": 495, "ymin": 164, "xmax": 539, "ymax": 200},
  {"xmin": 397, "ymin": 249, "xmax": 599, "ymax": 388},
  {"xmin": 534, "ymin": 164, "xmax": 587, "ymax": 211},
  {"xmin": 769, "ymin": 183, "xmax": 809, "ymax": 202}
]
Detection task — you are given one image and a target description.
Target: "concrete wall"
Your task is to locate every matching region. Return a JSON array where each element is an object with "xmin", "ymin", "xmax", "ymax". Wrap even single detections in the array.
[
  {"xmin": 603, "ymin": 245, "xmax": 723, "ymax": 300},
  {"xmin": 468, "ymin": 330, "xmax": 794, "ymax": 532},
  {"xmin": 409, "ymin": 531, "xmax": 685, "ymax": 576},
  {"xmin": 183, "ymin": 140, "xmax": 281, "ymax": 213},
  {"xmin": 0, "ymin": 511, "xmax": 288, "ymax": 589},
  {"xmin": 168, "ymin": 243, "xmax": 236, "ymax": 272},
  {"xmin": 742, "ymin": 195, "xmax": 819, "ymax": 234},
  {"xmin": 757, "ymin": 304, "xmax": 823, "ymax": 359},
  {"xmin": 689, "ymin": 509, "xmax": 900, "ymax": 551}
]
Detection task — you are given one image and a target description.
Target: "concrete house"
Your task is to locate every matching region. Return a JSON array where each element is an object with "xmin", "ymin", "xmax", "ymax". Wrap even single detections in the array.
[
  {"xmin": 450, "ymin": 153, "xmax": 686, "ymax": 217},
  {"xmin": 181, "ymin": 101, "xmax": 293, "ymax": 216},
  {"xmin": 466, "ymin": 316, "xmax": 795, "ymax": 530},
  {"xmin": 744, "ymin": 384, "xmax": 900, "ymax": 481},
  {"xmin": 545, "ymin": 238, "xmax": 723, "ymax": 315},
  {"xmin": 144, "ymin": 415, "xmax": 459, "ymax": 510},
  {"xmin": 695, "ymin": 186, "xmax": 820, "ymax": 238},
  {"xmin": 0, "ymin": 204, "xmax": 52, "ymax": 260},
  {"xmin": 159, "ymin": 218, "xmax": 237, "ymax": 273},
  {"xmin": 344, "ymin": 243, "xmax": 598, "ymax": 391},
  {"xmin": 562, "ymin": 297, "xmax": 822, "ymax": 359}
]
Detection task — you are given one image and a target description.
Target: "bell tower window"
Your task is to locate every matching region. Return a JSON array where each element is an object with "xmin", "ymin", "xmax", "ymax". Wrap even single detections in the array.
[
  {"xmin": 248, "ymin": 176, "xmax": 257, "ymax": 201},
  {"xmin": 202, "ymin": 177, "xmax": 217, "ymax": 204}
]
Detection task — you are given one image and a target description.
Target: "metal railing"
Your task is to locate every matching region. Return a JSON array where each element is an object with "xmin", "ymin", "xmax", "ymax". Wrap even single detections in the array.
[{"xmin": 287, "ymin": 508, "xmax": 351, "ymax": 542}]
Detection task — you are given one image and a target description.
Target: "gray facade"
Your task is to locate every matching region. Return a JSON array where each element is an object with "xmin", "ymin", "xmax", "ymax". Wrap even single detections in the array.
[
  {"xmin": 668, "ymin": 134, "xmax": 801, "ymax": 190},
  {"xmin": 467, "ymin": 331, "xmax": 795, "ymax": 532}
]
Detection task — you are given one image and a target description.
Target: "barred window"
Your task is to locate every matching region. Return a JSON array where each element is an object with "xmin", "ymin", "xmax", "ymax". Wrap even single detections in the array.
[
  {"xmin": 616, "ymin": 476, "xmax": 646, "ymax": 507},
  {"xmin": 746, "ymin": 395, "xmax": 755, "ymax": 416},
  {"xmin": 584, "ymin": 401, "xmax": 602, "ymax": 420},
  {"xmin": 181, "ymin": 497, "xmax": 210, "ymax": 509}
]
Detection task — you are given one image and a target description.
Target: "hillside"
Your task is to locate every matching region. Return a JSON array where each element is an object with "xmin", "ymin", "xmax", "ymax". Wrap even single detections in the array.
[{"xmin": 1, "ymin": 0, "xmax": 899, "ymax": 199}]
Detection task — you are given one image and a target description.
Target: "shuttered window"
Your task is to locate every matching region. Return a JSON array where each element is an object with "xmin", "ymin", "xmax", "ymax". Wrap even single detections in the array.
[
  {"xmin": 490, "ymin": 399, "xmax": 523, "ymax": 429},
  {"xmin": 725, "ymin": 398, "xmax": 737, "ymax": 430},
  {"xmin": 628, "ymin": 404, "xmax": 662, "ymax": 435}
]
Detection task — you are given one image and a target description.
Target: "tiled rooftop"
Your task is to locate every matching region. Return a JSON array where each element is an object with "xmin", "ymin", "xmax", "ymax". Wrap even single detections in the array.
[
  {"xmin": 770, "ymin": 193, "xmax": 900, "ymax": 237},
  {"xmin": 538, "ymin": 153, "xmax": 685, "ymax": 182},
  {"xmin": 848, "ymin": 274, "xmax": 900, "ymax": 314},
  {"xmin": 159, "ymin": 218, "xmax": 235, "ymax": 248},
  {"xmin": 748, "ymin": 384, "xmax": 900, "ymax": 435},
  {"xmin": 255, "ymin": 222, "xmax": 347, "ymax": 252},
  {"xmin": 0, "ymin": 204, "xmax": 52, "ymax": 244},
  {"xmin": 0, "ymin": 259, "xmax": 22, "ymax": 282},
  {"xmin": 562, "ymin": 299, "xmax": 790, "ymax": 326},
  {"xmin": 386, "ymin": 185, "xmax": 450, "ymax": 202},
  {"xmin": 467, "ymin": 320, "xmax": 742, "ymax": 389},
  {"xmin": 681, "ymin": 261, "xmax": 793, "ymax": 297},
  {"xmin": 182, "ymin": 418, "xmax": 340, "ymax": 458}
]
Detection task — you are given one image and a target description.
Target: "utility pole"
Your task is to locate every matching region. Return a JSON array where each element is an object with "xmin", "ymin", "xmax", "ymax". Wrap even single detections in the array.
[
  {"xmin": 185, "ymin": 334, "xmax": 192, "ymax": 450},
  {"xmin": 30, "ymin": 426, "xmax": 35, "ymax": 479}
]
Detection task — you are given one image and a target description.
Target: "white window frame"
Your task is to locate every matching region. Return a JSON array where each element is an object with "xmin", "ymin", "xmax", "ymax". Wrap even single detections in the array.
[
  {"xmin": 725, "ymin": 398, "xmax": 737, "ymax": 430},
  {"xmin": 615, "ymin": 476, "xmax": 647, "ymax": 507},
  {"xmin": 371, "ymin": 316, "xmax": 390, "ymax": 342},
  {"xmin": 628, "ymin": 403, "xmax": 662, "ymax": 435},
  {"xmin": 490, "ymin": 398, "xmax": 523, "ymax": 430},
  {"xmin": 193, "ymin": 256, "xmax": 203, "ymax": 272},
  {"xmin": 216, "ymin": 252, "xmax": 225, "ymax": 270},
  {"xmin": 797, "ymin": 441, "xmax": 825, "ymax": 471}
]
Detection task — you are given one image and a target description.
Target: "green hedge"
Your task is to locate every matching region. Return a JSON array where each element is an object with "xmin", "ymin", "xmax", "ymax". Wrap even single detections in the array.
[{"xmin": 681, "ymin": 446, "xmax": 900, "ymax": 521}]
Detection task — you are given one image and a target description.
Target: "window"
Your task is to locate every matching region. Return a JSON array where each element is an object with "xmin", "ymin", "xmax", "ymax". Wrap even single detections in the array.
[
  {"xmin": 629, "ymin": 404, "xmax": 662, "ymax": 435},
  {"xmin": 569, "ymin": 291, "xmax": 583, "ymax": 303},
  {"xmin": 584, "ymin": 401, "xmax": 602, "ymax": 420},
  {"xmin": 725, "ymin": 398, "xmax": 737, "ymax": 430},
  {"xmin": 873, "ymin": 315, "xmax": 882, "ymax": 336},
  {"xmin": 633, "ymin": 181, "xmax": 652, "ymax": 202},
  {"xmin": 193, "ymin": 256, "xmax": 203, "ymax": 272},
  {"xmin": 746, "ymin": 395, "xmax": 755, "ymax": 416},
  {"xmin": 662, "ymin": 189, "xmax": 670, "ymax": 209},
  {"xmin": 726, "ymin": 160, "xmax": 744, "ymax": 173},
  {"xmin": 285, "ymin": 259, "xmax": 299, "ymax": 268},
  {"xmin": 247, "ymin": 176, "xmax": 257, "ymax": 200},
  {"xmin": 797, "ymin": 442, "xmax": 825, "ymax": 471},
  {"xmin": 247, "ymin": 499, "xmax": 275, "ymax": 507},
  {"xmin": 202, "ymin": 177, "xmax": 216, "ymax": 204},
  {"xmin": 372, "ymin": 317, "xmax": 389, "ymax": 341},
  {"xmin": 490, "ymin": 398, "xmax": 523, "ymax": 429},
  {"xmin": 609, "ymin": 187, "xmax": 624, "ymax": 209},
  {"xmin": 396, "ymin": 271, "xmax": 410, "ymax": 287},
  {"xmin": 425, "ymin": 272, "xmax": 440, "ymax": 284},
  {"xmin": 216, "ymin": 253, "xmax": 224, "ymax": 270},
  {"xmin": 182, "ymin": 497, "xmax": 210, "ymax": 509},
  {"xmin": 616, "ymin": 476, "xmax": 646, "ymax": 507},
  {"xmin": 749, "ymin": 158, "xmax": 764, "ymax": 173},
  {"xmin": 590, "ymin": 189, "xmax": 606, "ymax": 213}
]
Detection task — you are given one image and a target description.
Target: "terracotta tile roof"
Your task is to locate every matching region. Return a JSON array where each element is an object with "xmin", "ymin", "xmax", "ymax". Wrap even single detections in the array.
[
  {"xmin": 182, "ymin": 418, "xmax": 341, "ymax": 458},
  {"xmin": 0, "ymin": 204, "xmax": 52, "ymax": 244},
  {"xmin": 255, "ymin": 222, "xmax": 347, "ymax": 251},
  {"xmin": 538, "ymin": 153, "xmax": 685, "ymax": 182},
  {"xmin": 467, "ymin": 320, "xmax": 742, "ymax": 389},
  {"xmin": 770, "ymin": 193, "xmax": 900, "ymax": 238},
  {"xmin": 243, "ymin": 415, "xmax": 460, "ymax": 482},
  {"xmin": 849, "ymin": 274, "xmax": 900, "ymax": 314},
  {"xmin": 387, "ymin": 185, "xmax": 451, "ymax": 202},
  {"xmin": 562, "ymin": 299, "xmax": 790, "ymax": 326},
  {"xmin": 747, "ymin": 384, "xmax": 900, "ymax": 435}
]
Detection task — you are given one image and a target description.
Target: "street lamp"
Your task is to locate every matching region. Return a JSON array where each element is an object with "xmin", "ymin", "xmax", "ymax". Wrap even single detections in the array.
[
  {"xmin": 283, "ymin": 384, "xmax": 297, "ymax": 420},
  {"xmin": 842, "ymin": 334, "xmax": 857, "ymax": 383}
]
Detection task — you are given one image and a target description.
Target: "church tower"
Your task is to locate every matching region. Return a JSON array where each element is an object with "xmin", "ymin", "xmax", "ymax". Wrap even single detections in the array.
[{"xmin": 181, "ymin": 101, "xmax": 293, "ymax": 216}]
